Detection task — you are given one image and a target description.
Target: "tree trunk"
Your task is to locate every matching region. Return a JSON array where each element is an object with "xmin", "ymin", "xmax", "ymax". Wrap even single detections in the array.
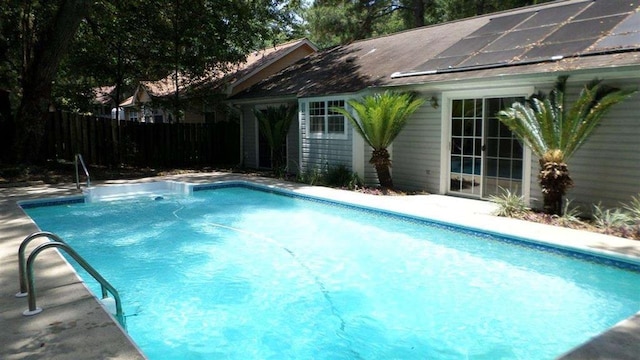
[
  {"xmin": 374, "ymin": 163, "xmax": 394, "ymax": 189},
  {"xmin": 370, "ymin": 148, "xmax": 393, "ymax": 189},
  {"xmin": 411, "ymin": 0, "xmax": 426, "ymax": 27},
  {"xmin": 539, "ymin": 161, "xmax": 573, "ymax": 215},
  {"xmin": 13, "ymin": 0, "xmax": 92, "ymax": 163},
  {"xmin": 0, "ymin": 89, "xmax": 14, "ymax": 163}
]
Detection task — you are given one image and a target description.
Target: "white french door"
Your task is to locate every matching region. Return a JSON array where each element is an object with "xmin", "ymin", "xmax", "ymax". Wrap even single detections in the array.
[{"xmin": 448, "ymin": 96, "xmax": 525, "ymax": 199}]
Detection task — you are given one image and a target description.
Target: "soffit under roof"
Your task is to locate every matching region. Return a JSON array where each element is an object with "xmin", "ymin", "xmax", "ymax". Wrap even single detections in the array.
[{"xmin": 394, "ymin": 0, "xmax": 640, "ymax": 78}]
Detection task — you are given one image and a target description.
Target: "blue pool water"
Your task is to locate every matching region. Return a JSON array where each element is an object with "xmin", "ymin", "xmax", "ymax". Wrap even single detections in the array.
[{"xmin": 23, "ymin": 184, "xmax": 640, "ymax": 359}]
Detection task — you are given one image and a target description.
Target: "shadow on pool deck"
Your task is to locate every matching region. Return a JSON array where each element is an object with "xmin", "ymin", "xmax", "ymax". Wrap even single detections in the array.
[{"xmin": 1, "ymin": 172, "xmax": 639, "ymax": 359}]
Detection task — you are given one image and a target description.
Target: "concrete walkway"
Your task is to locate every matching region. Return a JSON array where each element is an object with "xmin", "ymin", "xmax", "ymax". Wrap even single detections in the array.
[{"xmin": 1, "ymin": 172, "xmax": 639, "ymax": 359}]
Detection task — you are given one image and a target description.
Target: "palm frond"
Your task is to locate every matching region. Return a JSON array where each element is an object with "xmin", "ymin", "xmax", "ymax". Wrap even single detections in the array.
[
  {"xmin": 254, "ymin": 104, "xmax": 297, "ymax": 150},
  {"xmin": 562, "ymin": 81, "xmax": 637, "ymax": 159},
  {"xmin": 333, "ymin": 91, "xmax": 425, "ymax": 150},
  {"xmin": 497, "ymin": 76, "xmax": 637, "ymax": 161}
]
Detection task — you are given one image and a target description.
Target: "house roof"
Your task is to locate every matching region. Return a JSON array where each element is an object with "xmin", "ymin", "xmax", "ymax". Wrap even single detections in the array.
[
  {"xmin": 92, "ymin": 86, "xmax": 116, "ymax": 105},
  {"xmin": 233, "ymin": 0, "xmax": 640, "ymax": 100},
  {"xmin": 137, "ymin": 38, "xmax": 317, "ymax": 101}
]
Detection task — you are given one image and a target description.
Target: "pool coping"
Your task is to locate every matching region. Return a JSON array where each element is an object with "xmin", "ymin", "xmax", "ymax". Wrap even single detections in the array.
[{"xmin": 1, "ymin": 172, "xmax": 639, "ymax": 359}]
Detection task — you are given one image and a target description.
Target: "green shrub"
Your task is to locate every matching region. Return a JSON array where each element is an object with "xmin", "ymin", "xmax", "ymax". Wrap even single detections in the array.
[
  {"xmin": 296, "ymin": 167, "xmax": 323, "ymax": 186},
  {"xmin": 622, "ymin": 194, "xmax": 640, "ymax": 221},
  {"xmin": 324, "ymin": 164, "xmax": 362, "ymax": 190},
  {"xmin": 557, "ymin": 199, "xmax": 584, "ymax": 226},
  {"xmin": 592, "ymin": 202, "xmax": 633, "ymax": 230},
  {"xmin": 489, "ymin": 187, "xmax": 529, "ymax": 218}
]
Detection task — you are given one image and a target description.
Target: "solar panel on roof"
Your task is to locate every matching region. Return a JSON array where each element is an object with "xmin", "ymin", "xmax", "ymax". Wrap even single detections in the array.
[
  {"xmin": 523, "ymin": 39, "xmax": 596, "ymax": 60},
  {"xmin": 609, "ymin": 9, "xmax": 640, "ymax": 34},
  {"xmin": 594, "ymin": 32, "xmax": 640, "ymax": 50},
  {"xmin": 393, "ymin": 0, "xmax": 640, "ymax": 78},
  {"xmin": 573, "ymin": 0, "xmax": 639, "ymax": 20},
  {"xmin": 593, "ymin": 10, "xmax": 640, "ymax": 51},
  {"xmin": 467, "ymin": 12, "xmax": 532, "ymax": 37},
  {"xmin": 545, "ymin": 15, "xmax": 628, "ymax": 43},
  {"xmin": 483, "ymin": 26, "xmax": 553, "ymax": 52},
  {"xmin": 414, "ymin": 56, "xmax": 469, "ymax": 71},
  {"xmin": 438, "ymin": 34, "xmax": 501, "ymax": 57},
  {"xmin": 514, "ymin": 2, "xmax": 588, "ymax": 29},
  {"xmin": 457, "ymin": 49, "xmax": 524, "ymax": 68}
]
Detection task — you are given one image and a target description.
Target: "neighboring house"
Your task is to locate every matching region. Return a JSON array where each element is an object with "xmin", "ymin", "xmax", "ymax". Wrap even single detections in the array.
[
  {"xmin": 230, "ymin": 0, "xmax": 640, "ymax": 211},
  {"xmin": 92, "ymin": 85, "xmax": 119, "ymax": 120},
  {"xmin": 115, "ymin": 38, "xmax": 317, "ymax": 124}
]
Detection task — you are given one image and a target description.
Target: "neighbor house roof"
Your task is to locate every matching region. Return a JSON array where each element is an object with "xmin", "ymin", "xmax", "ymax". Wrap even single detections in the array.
[
  {"xmin": 92, "ymin": 85, "xmax": 117, "ymax": 105},
  {"xmin": 233, "ymin": 0, "xmax": 640, "ymax": 100},
  {"xmin": 126, "ymin": 38, "xmax": 317, "ymax": 107}
]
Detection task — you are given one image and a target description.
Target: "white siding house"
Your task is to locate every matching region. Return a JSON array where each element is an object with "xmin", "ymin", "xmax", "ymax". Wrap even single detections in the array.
[{"xmin": 230, "ymin": 0, "xmax": 640, "ymax": 212}]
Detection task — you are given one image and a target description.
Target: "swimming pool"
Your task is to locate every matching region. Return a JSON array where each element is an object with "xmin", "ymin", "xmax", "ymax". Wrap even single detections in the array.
[{"xmin": 22, "ymin": 182, "xmax": 640, "ymax": 359}]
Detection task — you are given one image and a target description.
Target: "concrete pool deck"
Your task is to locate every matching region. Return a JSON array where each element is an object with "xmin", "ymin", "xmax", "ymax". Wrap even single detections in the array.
[{"xmin": 1, "ymin": 171, "xmax": 638, "ymax": 359}]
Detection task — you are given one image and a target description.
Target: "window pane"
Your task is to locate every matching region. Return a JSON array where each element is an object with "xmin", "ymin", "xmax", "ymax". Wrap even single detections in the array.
[
  {"xmin": 327, "ymin": 100, "xmax": 345, "ymax": 114},
  {"xmin": 452, "ymin": 100, "xmax": 463, "ymax": 117},
  {"xmin": 499, "ymin": 139, "xmax": 512, "ymax": 157},
  {"xmin": 463, "ymin": 99, "xmax": 475, "ymax": 117},
  {"xmin": 463, "ymin": 138, "xmax": 474, "ymax": 155},
  {"xmin": 451, "ymin": 156, "xmax": 462, "ymax": 173},
  {"xmin": 327, "ymin": 100, "xmax": 345, "ymax": 133},
  {"xmin": 310, "ymin": 117, "xmax": 324, "ymax": 132},
  {"xmin": 452, "ymin": 118, "xmax": 463, "ymax": 136},
  {"xmin": 463, "ymin": 118, "xmax": 474, "ymax": 136},
  {"xmin": 512, "ymin": 160, "xmax": 523, "ymax": 179},
  {"xmin": 452, "ymin": 137, "xmax": 462, "ymax": 155},
  {"xmin": 328, "ymin": 115, "xmax": 344, "ymax": 133},
  {"xmin": 309, "ymin": 102, "xmax": 325, "ymax": 116}
]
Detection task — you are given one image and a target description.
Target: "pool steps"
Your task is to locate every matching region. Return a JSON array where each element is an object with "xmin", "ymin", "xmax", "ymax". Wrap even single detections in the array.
[{"xmin": 83, "ymin": 180, "xmax": 191, "ymax": 202}]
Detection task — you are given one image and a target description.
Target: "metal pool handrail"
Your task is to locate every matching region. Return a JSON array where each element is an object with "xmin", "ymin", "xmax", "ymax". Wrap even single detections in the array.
[
  {"xmin": 74, "ymin": 153, "xmax": 91, "ymax": 189},
  {"xmin": 16, "ymin": 231, "xmax": 65, "ymax": 297},
  {"xmin": 21, "ymin": 240, "xmax": 125, "ymax": 328}
]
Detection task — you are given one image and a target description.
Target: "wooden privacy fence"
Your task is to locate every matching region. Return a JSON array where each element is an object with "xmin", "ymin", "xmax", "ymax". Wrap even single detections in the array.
[{"xmin": 43, "ymin": 112, "xmax": 240, "ymax": 168}]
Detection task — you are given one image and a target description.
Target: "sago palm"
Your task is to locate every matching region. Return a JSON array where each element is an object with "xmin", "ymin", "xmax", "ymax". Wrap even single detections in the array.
[
  {"xmin": 498, "ymin": 76, "xmax": 636, "ymax": 215},
  {"xmin": 334, "ymin": 91, "xmax": 424, "ymax": 189},
  {"xmin": 254, "ymin": 104, "xmax": 297, "ymax": 174}
]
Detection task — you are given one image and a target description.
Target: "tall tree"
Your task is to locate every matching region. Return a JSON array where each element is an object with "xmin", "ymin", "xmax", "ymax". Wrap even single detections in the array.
[
  {"xmin": 434, "ymin": 0, "xmax": 550, "ymax": 22},
  {"xmin": 497, "ymin": 76, "xmax": 637, "ymax": 215},
  {"xmin": 1, "ymin": 0, "xmax": 92, "ymax": 163},
  {"xmin": 1, "ymin": 0, "xmax": 304, "ymax": 162},
  {"xmin": 57, "ymin": 0, "xmax": 160, "ymax": 117},
  {"xmin": 306, "ymin": 0, "xmax": 553, "ymax": 48},
  {"xmin": 307, "ymin": 1, "xmax": 413, "ymax": 47},
  {"xmin": 150, "ymin": 0, "xmax": 302, "ymax": 122}
]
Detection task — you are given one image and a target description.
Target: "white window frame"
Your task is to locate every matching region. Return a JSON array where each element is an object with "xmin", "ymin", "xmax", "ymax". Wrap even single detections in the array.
[{"xmin": 302, "ymin": 97, "xmax": 348, "ymax": 140}]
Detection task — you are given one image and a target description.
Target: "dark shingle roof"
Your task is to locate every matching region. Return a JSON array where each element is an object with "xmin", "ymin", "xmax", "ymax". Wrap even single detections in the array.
[{"xmin": 233, "ymin": 0, "xmax": 640, "ymax": 100}]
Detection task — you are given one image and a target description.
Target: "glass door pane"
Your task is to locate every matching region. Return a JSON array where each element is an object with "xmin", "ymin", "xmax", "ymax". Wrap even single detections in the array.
[
  {"xmin": 482, "ymin": 97, "xmax": 524, "ymax": 198},
  {"xmin": 449, "ymin": 99, "xmax": 482, "ymax": 196}
]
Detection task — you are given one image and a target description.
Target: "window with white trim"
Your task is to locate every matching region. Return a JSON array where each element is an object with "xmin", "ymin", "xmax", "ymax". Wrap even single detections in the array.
[{"xmin": 307, "ymin": 99, "xmax": 346, "ymax": 137}]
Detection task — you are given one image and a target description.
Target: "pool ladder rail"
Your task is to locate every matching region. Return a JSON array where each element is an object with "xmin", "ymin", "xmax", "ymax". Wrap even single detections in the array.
[
  {"xmin": 74, "ymin": 153, "xmax": 91, "ymax": 189},
  {"xmin": 15, "ymin": 231, "xmax": 125, "ymax": 328}
]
